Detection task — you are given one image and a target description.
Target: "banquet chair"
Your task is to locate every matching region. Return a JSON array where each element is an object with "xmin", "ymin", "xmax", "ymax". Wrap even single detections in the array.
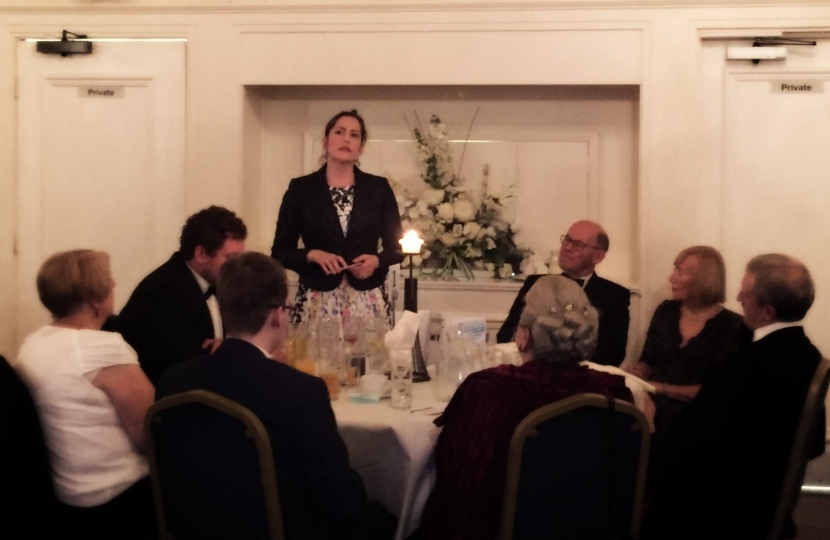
[
  {"xmin": 145, "ymin": 390, "xmax": 285, "ymax": 540},
  {"xmin": 0, "ymin": 356, "xmax": 59, "ymax": 539},
  {"xmin": 500, "ymin": 394, "xmax": 650, "ymax": 540},
  {"xmin": 767, "ymin": 357, "xmax": 830, "ymax": 540}
]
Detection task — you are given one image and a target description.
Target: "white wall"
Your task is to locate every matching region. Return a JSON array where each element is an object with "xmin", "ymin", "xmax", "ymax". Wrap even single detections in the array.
[
  {"xmin": 2, "ymin": 2, "xmax": 830, "ymax": 365},
  {"xmin": 254, "ymin": 85, "xmax": 638, "ymax": 283}
]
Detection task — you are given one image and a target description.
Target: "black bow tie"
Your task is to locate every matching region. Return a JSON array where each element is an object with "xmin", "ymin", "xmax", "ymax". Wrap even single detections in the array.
[
  {"xmin": 562, "ymin": 274, "xmax": 585, "ymax": 287},
  {"xmin": 204, "ymin": 286, "xmax": 216, "ymax": 299}
]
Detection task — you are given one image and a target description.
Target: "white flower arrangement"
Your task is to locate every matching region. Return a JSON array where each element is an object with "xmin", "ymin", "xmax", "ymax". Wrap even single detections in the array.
[{"xmin": 392, "ymin": 114, "xmax": 532, "ymax": 280}]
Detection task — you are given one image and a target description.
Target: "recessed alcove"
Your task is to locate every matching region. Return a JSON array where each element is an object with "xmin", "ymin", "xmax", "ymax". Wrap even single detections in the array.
[{"xmin": 242, "ymin": 84, "xmax": 640, "ymax": 290}]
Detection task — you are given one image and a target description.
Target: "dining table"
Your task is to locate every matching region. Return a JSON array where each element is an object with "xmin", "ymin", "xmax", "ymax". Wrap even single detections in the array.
[{"xmin": 332, "ymin": 380, "xmax": 445, "ymax": 540}]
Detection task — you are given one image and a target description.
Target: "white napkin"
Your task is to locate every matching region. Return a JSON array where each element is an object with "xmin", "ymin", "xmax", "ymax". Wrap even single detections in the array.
[{"xmin": 385, "ymin": 310, "xmax": 422, "ymax": 350}]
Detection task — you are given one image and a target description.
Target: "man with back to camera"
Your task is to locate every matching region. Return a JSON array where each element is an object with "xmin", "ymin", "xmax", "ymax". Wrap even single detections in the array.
[
  {"xmin": 642, "ymin": 253, "xmax": 825, "ymax": 540},
  {"xmin": 116, "ymin": 205, "xmax": 247, "ymax": 384},
  {"xmin": 496, "ymin": 220, "xmax": 630, "ymax": 366},
  {"xmin": 156, "ymin": 252, "xmax": 396, "ymax": 540}
]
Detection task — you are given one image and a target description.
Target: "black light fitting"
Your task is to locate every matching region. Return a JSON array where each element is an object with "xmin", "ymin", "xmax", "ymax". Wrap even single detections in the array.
[{"xmin": 36, "ymin": 30, "xmax": 92, "ymax": 57}]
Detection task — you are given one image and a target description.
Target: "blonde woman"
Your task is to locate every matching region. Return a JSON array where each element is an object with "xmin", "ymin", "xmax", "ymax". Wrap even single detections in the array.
[
  {"xmin": 15, "ymin": 250, "xmax": 155, "ymax": 539},
  {"xmin": 626, "ymin": 246, "xmax": 750, "ymax": 431}
]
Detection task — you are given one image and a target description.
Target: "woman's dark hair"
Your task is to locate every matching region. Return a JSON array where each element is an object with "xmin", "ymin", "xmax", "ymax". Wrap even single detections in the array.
[{"xmin": 324, "ymin": 110, "xmax": 367, "ymax": 145}]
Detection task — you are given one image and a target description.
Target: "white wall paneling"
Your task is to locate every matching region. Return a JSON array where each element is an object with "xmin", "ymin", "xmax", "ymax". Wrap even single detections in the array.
[
  {"xmin": 252, "ymin": 85, "xmax": 638, "ymax": 287},
  {"xmin": 15, "ymin": 40, "xmax": 186, "ymax": 342}
]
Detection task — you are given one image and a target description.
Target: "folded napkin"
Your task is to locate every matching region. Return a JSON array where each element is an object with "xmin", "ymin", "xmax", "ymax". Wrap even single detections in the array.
[
  {"xmin": 385, "ymin": 310, "xmax": 422, "ymax": 350},
  {"xmin": 581, "ymin": 361, "xmax": 656, "ymax": 393}
]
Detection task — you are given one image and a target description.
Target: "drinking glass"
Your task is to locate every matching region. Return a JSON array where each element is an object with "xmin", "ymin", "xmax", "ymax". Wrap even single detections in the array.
[
  {"xmin": 342, "ymin": 314, "xmax": 363, "ymax": 346},
  {"xmin": 389, "ymin": 347, "xmax": 413, "ymax": 410},
  {"xmin": 285, "ymin": 321, "xmax": 309, "ymax": 367},
  {"xmin": 363, "ymin": 315, "xmax": 388, "ymax": 374},
  {"xmin": 318, "ymin": 364, "xmax": 340, "ymax": 400}
]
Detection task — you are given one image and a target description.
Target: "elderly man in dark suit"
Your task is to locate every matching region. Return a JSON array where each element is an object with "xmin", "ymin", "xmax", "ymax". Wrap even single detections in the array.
[
  {"xmin": 116, "ymin": 206, "xmax": 247, "ymax": 384},
  {"xmin": 643, "ymin": 253, "xmax": 824, "ymax": 540},
  {"xmin": 156, "ymin": 253, "xmax": 395, "ymax": 540},
  {"xmin": 497, "ymin": 220, "xmax": 630, "ymax": 366}
]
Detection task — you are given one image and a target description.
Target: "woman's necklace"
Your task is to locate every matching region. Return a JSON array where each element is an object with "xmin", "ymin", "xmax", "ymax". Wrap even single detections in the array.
[{"xmin": 680, "ymin": 304, "xmax": 722, "ymax": 321}]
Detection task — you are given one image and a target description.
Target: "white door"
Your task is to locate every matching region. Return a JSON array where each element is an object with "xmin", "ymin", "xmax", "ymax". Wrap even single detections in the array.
[
  {"xmin": 701, "ymin": 37, "xmax": 830, "ymax": 439},
  {"xmin": 701, "ymin": 38, "xmax": 830, "ymax": 353},
  {"xmin": 16, "ymin": 40, "xmax": 186, "ymax": 347}
]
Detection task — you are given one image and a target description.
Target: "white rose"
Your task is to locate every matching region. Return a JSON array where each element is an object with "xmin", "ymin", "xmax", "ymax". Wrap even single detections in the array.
[
  {"xmin": 499, "ymin": 265, "xmax": 514, "ymax": 278},
  {"xmin": 485, "ymin": 226, "xmax": 497, "ymax": 237},
  {"xmin": 486, "ymin": 238, "xmax": 496, "ymax": 250},
  {"xmin": 485, "ymin": 262, "xmax": 495, "ymax": 272},
  {"xmin": 453, "ymin": 200, "xmax": 476, "ymax": 222},
  {"xmin": 464, "ymin": 246, "xmax": 482, "ymax": 258},
  {"xmin": 408, "ymin": 207, "xmax": 421, "ymax": 220},
  {"xmin": 421, "ymin": 249, "xmax": 432, "ymax": 260},
  {"xmin": 440, "ymin": 232, "xmax": 459, "ymax": 246},
  {"xmin": 463, "ymin": 222, "xmax": 481, "ymax": 238},
  {"xmin": 422, "ymin": 188, "xmax": 445, "ymax": 207},
  {"xmin": 436, "ymin": 203, "xmax": 454, "ymax": 221},
  {"xmin": 412, "ymin": 255, "xmax": 423, "ymax": 267},
  {"xmin": 452, "ymin": 224, "xmax": 463, "ymax": 236},
  {"xmin": 416, "ymin": 199, "xmax": 430, "ymax": 215}
]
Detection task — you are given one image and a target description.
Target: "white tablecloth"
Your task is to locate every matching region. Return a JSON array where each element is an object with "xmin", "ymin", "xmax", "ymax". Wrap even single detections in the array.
[{"xmin": 332, "ymin": 381, "xmax": 444, "ymax": 540}]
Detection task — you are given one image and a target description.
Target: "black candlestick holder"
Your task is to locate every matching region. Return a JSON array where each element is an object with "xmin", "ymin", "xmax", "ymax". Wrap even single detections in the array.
[{"xmin": 404, "ymin": 254, "xmax": 430, "ymax": 382}]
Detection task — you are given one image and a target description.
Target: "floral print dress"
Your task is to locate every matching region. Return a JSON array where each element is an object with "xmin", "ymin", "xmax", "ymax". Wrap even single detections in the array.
[{"xmin": 292, "ymin": 186, "xmax": 393, "ymax": 329}]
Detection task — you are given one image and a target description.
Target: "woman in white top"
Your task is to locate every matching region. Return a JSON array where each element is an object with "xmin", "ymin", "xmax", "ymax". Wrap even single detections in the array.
[{"xmin": 15, "ymin": 250, "xmax": 156, "ymax": 539}]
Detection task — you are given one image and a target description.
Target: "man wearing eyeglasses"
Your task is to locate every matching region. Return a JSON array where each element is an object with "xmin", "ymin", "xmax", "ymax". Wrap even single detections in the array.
[
  {"xmin": 156, "ymin": 253, "xmax": 396, "ymax": 540},
  {"xmin": 496, "ymin": 220, "xmax": 631, "ymax": 366}
]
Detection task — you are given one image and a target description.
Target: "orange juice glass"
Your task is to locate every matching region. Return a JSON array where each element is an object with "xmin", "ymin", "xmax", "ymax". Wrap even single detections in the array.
[
  {"xmin": 320, "ymin": 372, "xmax": 340, "ymax": 400},
  {"xmin": 294, "ymin": 359, "xmax": 317, "ymax": 377}
]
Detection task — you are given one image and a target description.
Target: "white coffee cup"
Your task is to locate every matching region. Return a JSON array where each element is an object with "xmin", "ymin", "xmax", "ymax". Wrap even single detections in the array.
[{"xmin": 360, "ymin": 373, "xmax": 388, "ymax": 396}]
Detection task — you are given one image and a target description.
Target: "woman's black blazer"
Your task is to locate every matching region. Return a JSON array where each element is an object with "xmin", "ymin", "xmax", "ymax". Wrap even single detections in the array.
[{"xmin": 271, "ymin": 165, "xmax": 404, "ymax": 292}]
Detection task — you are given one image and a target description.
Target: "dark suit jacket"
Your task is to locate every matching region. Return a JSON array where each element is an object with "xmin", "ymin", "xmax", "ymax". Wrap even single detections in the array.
[
  {"xmin": 116, "ymin": 252, "xmax": 214, "ymax": 385},
  {"xmin": 496, "ymin": 273, "xmax": 631, "ymax": 366},
  {"xmin": 643, "ymin": 326, "xmax": 825, "ymax": 540},
  {"xmin": 156, "ymin": 339, "xmax": 392, "ymax": 540},
  {"xmin": 271, "ymin": 165, "xmax": 404, "ymax": 292}
]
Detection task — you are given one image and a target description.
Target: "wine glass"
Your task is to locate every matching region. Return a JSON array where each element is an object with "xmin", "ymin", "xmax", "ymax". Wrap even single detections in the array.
[{"xmin": 342, "ymin": 314, "xmax": 363, "ymax": 346}]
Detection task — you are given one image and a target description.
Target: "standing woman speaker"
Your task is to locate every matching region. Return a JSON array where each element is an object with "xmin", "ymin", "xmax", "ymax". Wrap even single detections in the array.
[{"xmin": 271, "ymin": 110, "xmax": 404, "ymax": 328}]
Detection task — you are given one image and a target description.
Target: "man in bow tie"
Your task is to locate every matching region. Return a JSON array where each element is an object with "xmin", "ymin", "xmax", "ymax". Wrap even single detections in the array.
[
  {"xmin": 116, "ymin": 206, "xmax": 247, "ymax": 384},
  {"xmin": 496, "ymin": 220, "xmax": 630, "ymax": 366}
]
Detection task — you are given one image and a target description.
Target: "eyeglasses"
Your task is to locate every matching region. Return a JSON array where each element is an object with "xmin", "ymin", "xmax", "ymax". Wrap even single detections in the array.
[{"xmin": 560, "ymin": 234, "xmax": 602, "ymax": 253}]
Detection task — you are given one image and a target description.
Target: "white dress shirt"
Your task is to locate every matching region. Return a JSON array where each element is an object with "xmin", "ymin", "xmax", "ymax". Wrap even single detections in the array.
[{"xmin": 186, "ymin": 263, "xmax": 223, "ymax": 339}]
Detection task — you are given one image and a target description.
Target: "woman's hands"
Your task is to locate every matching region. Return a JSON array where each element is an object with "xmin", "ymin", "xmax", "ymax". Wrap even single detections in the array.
[
  {"xmin": 349, "ymin": 254, "xmax": 379, "ymax": 279},
  {"xmin": 307, "ymin": 249, "xmax": 348, "ymax": 275},
  {"xmin": 307, "ymin": 250, "xmax": 379, "ymax": 279}
]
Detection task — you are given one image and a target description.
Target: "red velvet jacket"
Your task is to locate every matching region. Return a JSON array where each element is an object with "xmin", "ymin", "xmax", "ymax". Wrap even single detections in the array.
[{"xmin": 420, "ymin": 360, "xmax": 634, "ymax": 540}]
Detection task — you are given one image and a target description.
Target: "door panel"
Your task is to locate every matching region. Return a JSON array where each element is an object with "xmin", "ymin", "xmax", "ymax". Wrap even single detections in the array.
[{"xmin": 16, "ymin": 40, "xmax": 185, "ymax": 345}]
